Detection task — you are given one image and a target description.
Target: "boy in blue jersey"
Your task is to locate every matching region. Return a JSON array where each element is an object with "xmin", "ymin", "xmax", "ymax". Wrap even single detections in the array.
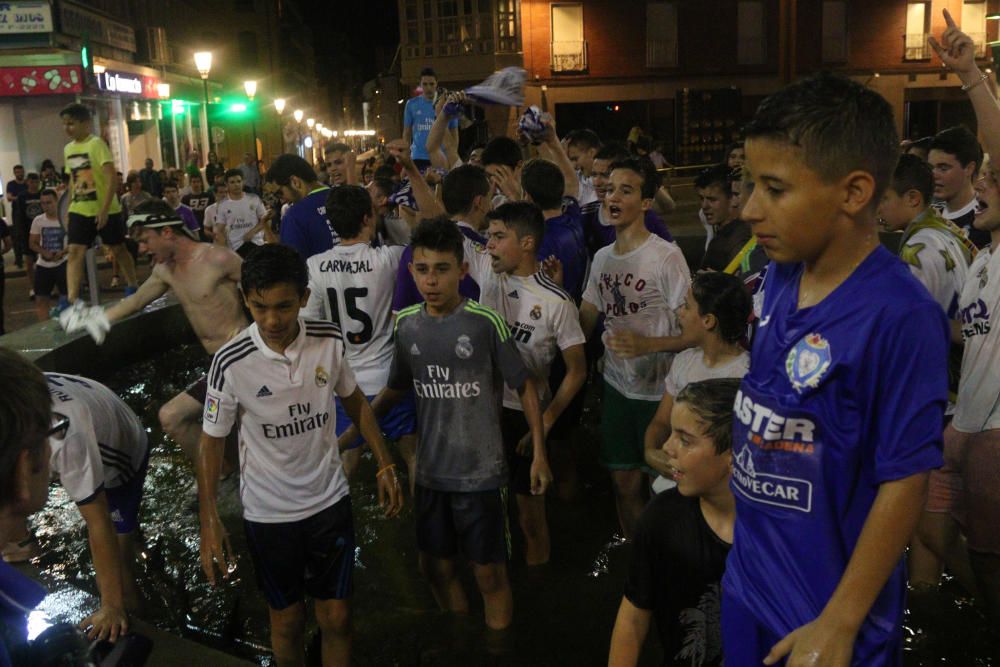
[
  {"xmin": 724, "ymin": 73, "xmax": 949, "ymax": 666},
  {"xmin": 403, "ymin": 67, "xmax": 458, "ymax": 170},
  {"xmin": 265, "ymin": 154, "xmax": 336, "ymax": 258}
]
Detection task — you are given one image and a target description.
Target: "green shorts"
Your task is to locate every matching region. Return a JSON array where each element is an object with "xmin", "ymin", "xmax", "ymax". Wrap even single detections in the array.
[{"xmin": 600, "ymin": 381, "xmax": 660, "ymax": 470}]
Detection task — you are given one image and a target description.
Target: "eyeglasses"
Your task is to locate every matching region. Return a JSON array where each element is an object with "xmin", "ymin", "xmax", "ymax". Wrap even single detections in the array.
[{"xmin": 47, "ymin": 413, "xmax": 70, "ymax": 441}]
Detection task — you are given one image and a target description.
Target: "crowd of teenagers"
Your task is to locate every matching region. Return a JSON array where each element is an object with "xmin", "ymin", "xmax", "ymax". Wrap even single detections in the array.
[{"xmin": 2, "ymin": 11, "xmax": 1000, "ymax": 667}]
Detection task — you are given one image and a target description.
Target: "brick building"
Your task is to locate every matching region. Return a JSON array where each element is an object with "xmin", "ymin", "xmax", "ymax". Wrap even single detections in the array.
[{"xmin": 399, "ymin": 0, "xmax": 999, "ymax": 165}]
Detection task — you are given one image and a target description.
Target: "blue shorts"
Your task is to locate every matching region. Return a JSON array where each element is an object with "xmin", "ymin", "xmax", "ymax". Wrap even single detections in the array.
[
  {"xmin": 104, "ymin": 443, "xmax": 149, "ymax": 535},
  {"xmin": 721, "ymin": 588, "xmax": 902, "ymax": 666},
  {"xmin": 334, "ymin": 391, "xmax": 417, "ymax": 450},
  {"xmin": 244, "ymin": 496, "xmax": 355, "ymax": 610}
]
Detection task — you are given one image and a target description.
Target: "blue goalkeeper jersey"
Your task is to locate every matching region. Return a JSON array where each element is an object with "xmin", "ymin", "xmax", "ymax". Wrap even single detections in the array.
[{"xmin": 723, "ymin": 245, "xmax": 947, "ymax": 650}]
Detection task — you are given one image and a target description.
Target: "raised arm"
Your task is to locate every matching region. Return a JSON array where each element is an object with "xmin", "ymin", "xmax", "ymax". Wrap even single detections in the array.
[
  {"xmin": 390, "ymin": 140, "xmax": 447, "ymax": 220},
  {"xmin": 104, "ymin": 269, "xmax": 170, "ymax": 323},
  {"xmin": 536, "ymin": 119, "xmax": 580, "ymax": 200}
]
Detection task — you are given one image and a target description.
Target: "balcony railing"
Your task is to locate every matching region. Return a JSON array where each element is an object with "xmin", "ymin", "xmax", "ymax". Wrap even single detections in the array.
[
  {"xmin": 904, "ymin": 33, "xmax": 932, "ymax": 60},
  {"xmin": 551, "ymin": 40, "xmax": 587, "ymax": 73},
  {"xmin": 646, "ymin": 38, "xmax": 677, "ymax": 67}
]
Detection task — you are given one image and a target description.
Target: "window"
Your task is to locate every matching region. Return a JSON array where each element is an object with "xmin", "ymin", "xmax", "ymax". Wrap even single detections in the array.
[
  {"xmin": 551, "ymin": 3, "xmax": 586, "ymax": 72},
  {"xmin": 646, "ymin": 2, "xmax": 678, "ymax": 67},
  {"xmin": 238, "ymin": 31, "xmax": 258, "ymax": 69},
  {"xmin": 496, "ymin": 0, "xmax": 520, "ymax": 53},
  {"xmin": 737, "ymin": 1, "xmax": 765, "ymax": 65},
  {"xmin": 821, "ymin": 1, "xmax": 847, "ymax": 62},
  {"xmin": 962, "ymin": 0, "xmax": 988, "ymax": 57},
  {"xmin": 904, "ymin": 2, "xmax": 932, "ymax": 60}
]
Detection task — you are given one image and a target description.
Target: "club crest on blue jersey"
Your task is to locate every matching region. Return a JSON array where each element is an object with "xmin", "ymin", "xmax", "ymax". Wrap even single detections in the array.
[
  {"xmin": 785, "ymin": 333, "xmax": 831, "ymax": 393},
  {"xmin": 455, "ymin": 334, "xmax": 474, "ymax": 360}
]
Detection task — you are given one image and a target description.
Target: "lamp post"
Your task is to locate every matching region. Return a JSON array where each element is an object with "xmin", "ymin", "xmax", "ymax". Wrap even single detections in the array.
[
  {"xmin": 193, "ymin": 51, "xmax": 213, "ymax": 165},
  {"xmin": 306, "ymin": 118, "xmax": 315, "ymax": 163},
  {"xmin": 293, "ymin": 108, "xmax": 304, "ymax": 158},
  {"xmin": 274, "ymin": 97, "xmax": 286, "ymax": 153},
  {"xmin": 243, "ymin": 80, "xmax": 260, "ymax": 165}
]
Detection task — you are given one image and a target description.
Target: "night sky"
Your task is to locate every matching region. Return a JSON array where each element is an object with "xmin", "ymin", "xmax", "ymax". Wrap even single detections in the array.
[{"xmin": 306, "ymin": 0, "xmax": 401, "ymax": 89}]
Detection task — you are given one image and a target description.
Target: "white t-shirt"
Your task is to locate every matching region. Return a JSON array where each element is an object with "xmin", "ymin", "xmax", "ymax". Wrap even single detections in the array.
[
  {"xmin": 663, "ymin": 347, "xmax": 750, "ymax": 397},
  {"xmin": 30, "ymin": 214, "xmax": 67, "ymax": 269},
  {"xmin": 203, "ymin": 201, "xmax": 221, "ymax": 230},
  {"xmin": 577, "ymin": 172, "xmax": 597, "ymax": 207},
  {"xmin": 45, "ymin": 373, "xmax": 148, "ymax": 504},
  {"xmin": 953, "ymin": 247, "xmax": 1000, "ymax": 432},
  {"xmin": 466, "ymin": 246, "xmax": 586, "ymax": 409},
  {"xmin": 302, "ymin": 242, "xmax": 404, "ymax": 394},
  {"xmin": 203, "ymin": 319, "xmax": 357, "ymax": 522},
  {"xmin": 583, "ymin": 234, "xmax": 690, "ymax": 400},
  {"xmin": 216, "ymin": 194, "xmax": 267, "ymax": 251},
  {"xmin": 900, "ymin": 225, "xmax": 970, "ymax": 318}
]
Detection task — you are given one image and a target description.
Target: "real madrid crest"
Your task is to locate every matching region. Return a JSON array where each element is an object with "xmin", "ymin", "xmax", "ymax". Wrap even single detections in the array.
[
  {"xmin": 315, "ymin": 366, "xmax": 329, "ymax": 387},
  {"xmin": 785, "ymin": 333, "xmax": 831, "ymax": 393},
  {"xmin": 455, "ymin": 334, "xmax": 474, "ymax": 359},
  {"xmin": 530, "ymin": 304, "xmax": 542, "ymax": 320}
]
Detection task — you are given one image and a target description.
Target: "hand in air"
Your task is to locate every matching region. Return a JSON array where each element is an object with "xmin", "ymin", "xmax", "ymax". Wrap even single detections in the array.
[{"xmin": 928, "ymin": 9, "xmax": 977, "ymax": 76}]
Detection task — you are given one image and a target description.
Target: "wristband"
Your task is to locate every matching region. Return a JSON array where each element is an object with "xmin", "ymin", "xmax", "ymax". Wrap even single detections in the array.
[{"xmin": 962, "ymin": 71, "xmax": 991, "ymax": 92}]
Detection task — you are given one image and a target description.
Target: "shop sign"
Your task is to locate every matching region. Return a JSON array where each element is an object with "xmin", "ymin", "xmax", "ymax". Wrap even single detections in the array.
[
  {"xmin": 0, "ymin": 65, "xmax": 82, "ymax": 96},
  {"xmin": 96, "ymin": 69, "xmax": 161, "ymax": 99},
  {"xmin": 0, "ymin": 1, "xmax": 52, "ymax": 34},
  {"xmin": 59, "ymin": 2, "xmax": 135, "ymax": 52}
]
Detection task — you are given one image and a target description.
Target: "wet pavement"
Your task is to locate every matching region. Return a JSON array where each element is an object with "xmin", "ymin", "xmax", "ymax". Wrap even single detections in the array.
[{"xmin": 22, "ymin": 345, "xmax": 998, "ymax": 665}]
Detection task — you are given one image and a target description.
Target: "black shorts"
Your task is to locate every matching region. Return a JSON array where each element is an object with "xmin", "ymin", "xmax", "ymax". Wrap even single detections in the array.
[
  {"xmin": 184, "ymin": 374, "xmax": 208, "ymax": 404},
  {"xmin": 243, "ymin": 495, "xmax": 355, "ymax": 610},
  {"xmin": 500, "ymin": 408, "xmax": 534, "ymax": 496},
  {"xmin": 547, "ymin": 350, "xmax": 588, "ymax": 440},
  {"xmin": 34, "ymin": 263, "xmax": 67, "ymax": 296},
  {"xmin": 67, "ymin": 211, "xmax": 126, "ymax": 246},
  {"xmin": 415, "ymin": 484, "xmax": 510, "ymax": 564}
]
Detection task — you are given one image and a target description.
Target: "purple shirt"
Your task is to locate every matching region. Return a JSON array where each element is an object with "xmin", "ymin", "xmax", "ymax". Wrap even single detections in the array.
[
  {"xmin": 177, "ymin": 204, "xmax": 199, "ymax": 233},
  {"xmin": 392, "ymin": 223, "xmax": 486, "ymax": 312},
  {"xmin": 539, "ymin": 197, "xmax": 588, "ymax": 302}
]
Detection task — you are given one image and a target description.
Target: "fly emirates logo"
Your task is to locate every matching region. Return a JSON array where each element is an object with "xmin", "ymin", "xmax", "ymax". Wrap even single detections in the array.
[
  {"xmin": 413, "ymin": 364, "xmax": 481, "ymax": 399},
  {"xmin": 732, "ymin": 390, "xmax": 816, "ymax": 513}
]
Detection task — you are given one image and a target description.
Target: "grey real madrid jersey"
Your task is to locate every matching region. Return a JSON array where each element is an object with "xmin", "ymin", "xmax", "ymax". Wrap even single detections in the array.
[{"xmin": 389, "ymin": 300, "xmax": 530, "ymax": 492}]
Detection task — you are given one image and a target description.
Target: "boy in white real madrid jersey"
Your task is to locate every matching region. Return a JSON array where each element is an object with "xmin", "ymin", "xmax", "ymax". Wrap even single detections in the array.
[
  {"xmin": 197, "ymin": 244, "xmax": 403, "ymax": 667},
  {"xmin": 579, "ymin": 158, "xmax": 691, "ymax": 540},
  {"xmin": 365, "ymin": 216, "xmax": 551, "ymax": 631},
  {"xmin": 464, "ymin": 201, "xmax": 586, "ymax": 566},
  {"xmin": 302, "ymin": 185, "xmax": 418, "ymax": 485}
]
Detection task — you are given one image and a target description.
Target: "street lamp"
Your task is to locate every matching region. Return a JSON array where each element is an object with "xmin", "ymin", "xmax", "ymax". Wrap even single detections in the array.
[
  {"xmin": 306, "ymin": 117, "xmax": 315, "ymax": 129},
  {"xmin": 243, "ymin": 80, "xmax": 260, "ymax": 164},
  {"xmin": 293, "ymin": 109, "xmax": 304, "ymax": 158},
  {"xmin": 273, "ymin": 98, "xmax": 286, "ymax": 152},
  {"xmin": 194, "ymin": 51, "xmax": 213, "ymax": 164},
  {"xmin": 274, "ymin": 98, "xmax": 286, "ymax": 114}
]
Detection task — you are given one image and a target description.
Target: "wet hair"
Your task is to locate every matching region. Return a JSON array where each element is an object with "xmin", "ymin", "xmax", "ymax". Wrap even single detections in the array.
[
  {"xmin": 373, "ymin": 165, "xmax": 397, "ymax": 181},
  {"xmin": 0, "ymin": 348, "xmax": 51, "ymax": 506},
  {"xmin": 691, "ymin": 271, "xmax": 752, "ymax": 344},
  {"xmin": 40, "ymin": 188, "xmax": 58, "ymax": 200},
  {"xmin": 743, "ymin": 72, "xmax": 899, "ymax": 207},
  {"xmin": 929, "ymin": 125, "xmax": 983, "ymax": 175},
  {"xmin": 410, "ymin": 215, "xmax": 464, "ymax": 264},
  {"xmin": 694, "ymin": 163, "xmax": 733, "ymax": 193},
  {"xmin": 890, "ymin": 153, "xmax": 934, "ymax": 206},
  {"xmin": 486, "ymin": 201, "xmax": 545, "ymax": 249},
  {"xmin": 224, "ymin": 168, "xmax": 243, "ymax": 182},
  {"xmin": 594, "ymin": 142, "xmax": 630, "ymax": 163},
  {"xmin": 241, "ymin": 243, "xmax": 309, "ymax": 297},
  {"xmin": 326, "ymin": 185, "xmax": 372, "ymax": 240},
  {"xmin": 442, "ymin": 164, "xmax": 490, "ymax": 216},
  {"xmin": 675, "ymin": 378, "xmax": 742, "ymax": 454},
  {"xmin": 609, "ymin": 157, "xmax": 660, "ymax": 199},
  {"xmin": 420, "ymin": 67, "xmax": 437, "ymax": 79},
  {"xmin": 520, "ymin": 158, "xmax": 564, "ymax": 210},
  {"xmin": 59, "ymin": 102, "xmax": 92, "ymax": 122},
  {"xmin": 265, "ymin": 154, "xmax": 318, "ymax": 186},
  {"xmin": 324, "ymin": 142, "xmax": 350, "ymax": 156},
  {"xmin": 371, "ymin": 177, "xmax": 396, "ymax": 200},
  {"xmin": 481, "ymin": 136, "xmax": 523, "ymax": 170},
  {"xmin": 565, "ymin": 129, "xmax": 601, "ymax": 152}
]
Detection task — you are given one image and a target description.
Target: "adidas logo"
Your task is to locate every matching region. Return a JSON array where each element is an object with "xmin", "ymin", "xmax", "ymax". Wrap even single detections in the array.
[
  {"xmin": 410, "ymin": 343, "xmax": 421, "ymax": 355},
  {"xmin": 256, "ymin": 385, "xmax": 273, "ymax": 398},
  {"xmin": 508, "ymin": 290, "xmax": 519, "ymax": 298}
]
